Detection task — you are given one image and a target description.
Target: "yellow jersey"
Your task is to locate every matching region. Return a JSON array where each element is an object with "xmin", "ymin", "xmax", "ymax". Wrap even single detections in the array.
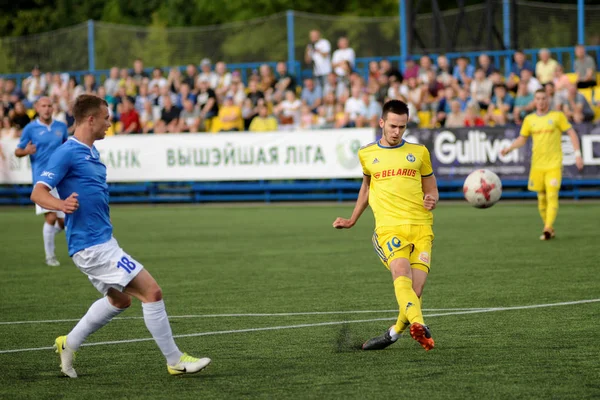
[
  {"xmin": 520, "ymin": 111, "xmax": 572, "ymax": 170},
  {"xmin": 359, "ymin": 140, "xmax": 434, "ymax": 229}
]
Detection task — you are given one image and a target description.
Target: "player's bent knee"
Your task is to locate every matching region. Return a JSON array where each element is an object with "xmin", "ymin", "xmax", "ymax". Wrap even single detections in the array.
[
  {"xmin": 107, "ymin": 291, "xmax": 132, "ymax": 309},
  {"xmin": 45, "ymin": 213, "xmax": 57, "ymax": 225},
  {"xmin": 145, "ymin": 284, "xmax": 163, "ymax": 303}
]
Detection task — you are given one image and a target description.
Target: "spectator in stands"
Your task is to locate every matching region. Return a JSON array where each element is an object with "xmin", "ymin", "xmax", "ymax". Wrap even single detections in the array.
[
  {"xmin": 362, "ymin": 91, "xmax": 382, "ymax": 128},
  {"xmin": 249, "ymin": 104, "xmax": 278, "ymax": 132},
  {"xmin": 217, "ymin": 95, "xmax": 243, "ymax": 132},
  {"xmin": 300, "ymin": 104, "xmax": 315, "ymax": 129},
  {"xmin": 397, "ymin": 94, "xmax": 420, "ymax": 128},
  {"xmin": 486, "ymin": 83, "xmax": 513, "ymax": 127},
  {"xmin": 444, "ymin": 100, "xmax": 465, "ymax": 128},
  {"xmin": 313, "ymin": 106, "xmax": 329, "ymax": 129},
  {"xmin": 83, "ymin": 74, "xmax": 96, "ymax": 94},
  {"xmin": 226, "ymin": 75, "xmax": 246, "ymax": 106},
  {"xmin": 574, "ymin": 45, "xmax": 597, "ymax": 88},
  {"xmin": 344, "ymin": 86, "xmax": 367, "ymax": 127},
  {"xmin": 167, "ymin": 67, "xmax": 182, "ymax": 94},
  {"xmin": 553, "ymin": 64, "xmax": 572, "ymax": 94},
  {"xmin": 157, "ymin": 85, "xmax": 177, "ymax": 109},
  {"xmin": 436, "ymin": 55, "xmax": 453, "ymax": 87},
  {"xmin": 197, "ymin": 78, "xmax": 219, "ymax": 127},
  {"xmin": 4, "ymin": 79, "xmax": 24, "ymax": 104},
  {"xmin": 258, "ymin": 64, "xmax": 275, "ymax": 100},
  {"xmin": 418, "ymin": 56, "xmax": 436, "ymax": 84},
  {"xmin": 275, "ymin": 90, "xmax": 302, "ymax": 131},
  {"xmin": 154, "ymin": 95, "xmax": 180, "ymax": 134},
  {"xmin": 177, "ymin": 99, "xmax": 201, "ymax": 133},
  {"xmin": 273, "ymin": 62, "xmax": 296, "ymax": 103},
  {"xmin": 331, "ymin": 36, "xmax": 355, "ymax": 79},
  {"xmin": 0, "ymin": 92, "xmax": 12, "ymax": 115},
  {"xmin": 118, "ymin": 96, "xmax": 141, "ymax": 134},
  {"xmin": 182, "ymin": 64, "xmax": 197, "ymax": 89},
  {"xmin": 334, "ymin": 103, "xmax": 349, "ymax": 129},
  {"xmin": 140, "ymin": 101, "xmax": 157, "ymax": 134},
  {"xmin": 198, "ymin": 58, "xmax": 218, "ymax": 89},
  {"xmin": 433, "ymin": 87, "xmax": 456, "ymax": 127},
  {"xmin": 470, "ymin": 68, "xmax": 493, "ymax": 110},
  {"xmin": 0, "ymin": 116, "xmax": 17, "ymax": 139},
  {"xmin": 48, "ymin": 73, "xmax": 66, "ymax": 99},
  {"xmin": 513, "ymin": 81, "xmax": 535, "ymax": 124},
  {"xmin": 241, "ymin": 98, "xmax": 256, "ymax": 130},
  {"xmin": 375, "ymin": 73, "xmax": 390, "ymax": 104},
  {"xmin": 453, "ymin": 56, "xmax": 474, "ymax": 87},
  {"xmin": 323, "ymin": 72, "xmax": 347, "ymax": 102},
  {"xmin": 304, "ymin": 30, "xmax": 332, "ymax": 90},
  {"xmin": 421, "ymin": 70, "xmax": 444, "ymax": 113},
  {"xmin": 176, "ymin": 83, "xmax": 196, "ymax": 108},
  {"xmin": 22, "ymin": 65, "xmax": 47, "ymax": 107},
  {"xmin": 507, "ymin": 50, "xmax": 534, "ymax": 91},
  {"xmin": 104, "ymin": 67, "xmax": 120, "ymax": 97},
  {"xmin": 380, "ymin": 59, "xmax": 403, "ymax": 82},
  {"xmin": 406, "ymin": 77, "xmax": 423, "ymax": 111},
  {"xmin": 10, "ymin": 101, "xmax": 30, "ymax": 131},
  {"xmin": 456, "ymin": 87, "xmax": 472, "ymax": 111},
  {"xmin": 519, "ymin": 68, "xmax": 542, "ymax": 95},
  {"xmin": 215, "ymin": 62, "xmax": 232, "ymax": 98},
  {"xmin": 321, "ymin": 92, "xmax": 337, "ymax": 127},
  {"xmin": 246, "ymin": 78, "xmax": 265, "ymax": 107},
  {"xmin": 464, "ymin": 104, "xmax": 484, "ymax": 127},
  {"xmin": 402, "ymin": 58, "xmax": 419, "ymax": 80},
  {"xmin": 301, "ymin": 78, "xmax": 322, "ymax": 112},
  {"xmin": 149, "ymin": 68, "xmax": 167, "ymax": 90},
  {"xmin": 544, "ymin": 82, "xmax": 561, "ymax": 111},
  {"xmin": 478, "ymin": 54, "xmax": 497, "ymax": 77},
  {"xmin": 131, "ymin": 59, "xmax": 149, "ymax": 86},
  {"xmin": 562, "ymin": 84, "xmax": 595, "ymax": 123},
  {"xmin": 535, "ymin": 48, "xmax": 558, "ymax": 85},
  {"xmin": 368, "ymin": 61, "xmax": 380, "ymax": 86}
]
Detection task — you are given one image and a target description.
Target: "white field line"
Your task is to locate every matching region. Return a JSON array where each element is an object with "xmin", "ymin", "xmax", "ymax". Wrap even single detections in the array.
[
  {"xmin": 0, "ymin": 308, "xmax": 491, "ymax": 326},
  {"xmin": 0, "ymin": 298, "xmax": 598, "ymax": 355}
]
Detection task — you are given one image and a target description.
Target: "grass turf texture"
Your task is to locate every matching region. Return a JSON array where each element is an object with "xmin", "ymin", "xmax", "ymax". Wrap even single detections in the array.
[{"xmin": 0, "ymin": 202, "xmax": 599, "ymax": 399}]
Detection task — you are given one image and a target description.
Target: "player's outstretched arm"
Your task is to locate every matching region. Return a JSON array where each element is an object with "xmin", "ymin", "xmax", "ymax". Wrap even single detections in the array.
[
  {"xmin": 14, "ymin": 142, "xmax": 36, "ymax": 158},
  {"xmin": 566, "ymin": 128, "xmax": 584, "ymax": 170},
  {"xmin": 31, "ymin": 183, "xmax": 79, "ymax": 214},
  {"xmin": 333, "ymin": 174, "xmax": 370, "ymax": 229},
  {"xmin": 500, "ymin": 135, "xmax": 528, "ymax": 156},
  {"xmin": 422, "ymin": 175, "xmax": 439, "ymax": 211}
]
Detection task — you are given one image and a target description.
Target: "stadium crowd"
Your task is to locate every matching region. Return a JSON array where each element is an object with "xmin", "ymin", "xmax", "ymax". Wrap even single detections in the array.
[{"xmin": 0, "ymin": 30, "xmax": 599, "ymax": 138}]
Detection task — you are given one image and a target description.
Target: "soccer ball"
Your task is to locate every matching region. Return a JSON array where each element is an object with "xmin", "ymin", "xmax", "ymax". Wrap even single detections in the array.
[{"xmin": 463, "ymin": 169, "xmax": 502, "ymax": 208}]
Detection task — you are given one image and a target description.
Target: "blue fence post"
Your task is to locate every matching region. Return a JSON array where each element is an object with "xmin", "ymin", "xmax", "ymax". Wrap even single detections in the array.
[
  {"xmin": 400, "ymin": 0, "xmax": 408, "ymax": 64},
  {"xmin": 577, "ymin": 0, "xmax": 584, "ymax": 45},
  {"xmin": 87, "ymin": 20, "xmax": 95, "ymax": 72},
  {"xmin": 286, "ymin": 10, "xmax": 295, "ymax": 77},
  {"xmin": 503, "ymin": 0, "xmax": 510, "ymax": 74}
]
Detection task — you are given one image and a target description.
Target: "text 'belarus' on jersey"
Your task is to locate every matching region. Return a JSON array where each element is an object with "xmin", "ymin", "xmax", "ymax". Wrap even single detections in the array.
[
  {"xmin": 37, "ymin": 137, "xmax": 112, "ymax": 256},
  {"xmin": 359, "ymin": 140, "xmax": 434, "ymax": 229},
  {"xmin": 520, "ymin": 111, "xmax": 572, "ymax": 170},
  {"xmin": 16, "ymin": 119, "xmax": 68, "ymax": 183}
]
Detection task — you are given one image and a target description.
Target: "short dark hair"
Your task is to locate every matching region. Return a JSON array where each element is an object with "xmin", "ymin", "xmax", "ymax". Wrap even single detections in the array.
[
  {"xmin": 535, "ymin": 88, "xmax": 547, "ymax": 95},
  {"xmin": 381, "ymin": 99, "xmax": 409, "ymax": 120},
  {"xmin": 73, "ymin": 94, "xmax": 108, "ymax": 123}
]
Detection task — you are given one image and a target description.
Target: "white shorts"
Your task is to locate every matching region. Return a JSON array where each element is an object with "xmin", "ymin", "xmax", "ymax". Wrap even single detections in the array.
[
  {"xmin": 72, "ymin": 237, "xmax": 144, "ymax": 295},
  {"xmin": 35, "ymin": 187, "xmax": 66, "ymax": 218}
]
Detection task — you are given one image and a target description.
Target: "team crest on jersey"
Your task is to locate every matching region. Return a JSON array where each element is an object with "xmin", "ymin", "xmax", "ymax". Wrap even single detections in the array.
[
  {"xmin": 548, "ymin": 120, "xmax": 553, "ymax": 125},
  {"xmin": 406, "ymin": 153, "xmax": 415, "ymax": 162},
  {"xmin": 54, "ymin": 129, "xmax": 62, "ymax": 137}
]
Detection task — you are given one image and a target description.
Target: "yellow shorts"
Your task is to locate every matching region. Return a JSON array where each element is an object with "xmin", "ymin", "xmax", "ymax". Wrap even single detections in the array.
[
  {"xmin": 371, "ymin": 225, "xmax": 434, "ymax": 273},
  {"xmin": 528, "ymin": 167, "xmax": 562, "ymax": 193}
]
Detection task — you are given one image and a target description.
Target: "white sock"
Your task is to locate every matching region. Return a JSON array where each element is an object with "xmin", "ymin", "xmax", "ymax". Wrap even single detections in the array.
[
  {"xmin": 43, "ymin": 222, "xmax": 56, "ymax": 259},
  {"xmin": 66, "ymin": 297, "xmax": 125, "ymax": 350},
  {"xmin": 389, "ymin": 326, "xmax": 401, "ymax": 341},
  {"xmin": 142, "ymin": 300, "xmax": 182, "ymax": 365}
]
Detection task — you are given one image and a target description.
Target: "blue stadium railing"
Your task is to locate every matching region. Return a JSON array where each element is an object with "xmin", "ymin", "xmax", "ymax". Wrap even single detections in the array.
[
  {"xmin": 2, "ymin": 46, "xmax": 599, "ymax": 89},
  {"xmin": 1, "ymin": 179, "xmax": 599, "ymax": 206}
]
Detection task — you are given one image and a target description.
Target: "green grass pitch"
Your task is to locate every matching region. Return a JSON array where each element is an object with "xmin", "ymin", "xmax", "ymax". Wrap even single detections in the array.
[{"xmin": 0, "ymin": 202, "xmax": 599, "ymax": 399}]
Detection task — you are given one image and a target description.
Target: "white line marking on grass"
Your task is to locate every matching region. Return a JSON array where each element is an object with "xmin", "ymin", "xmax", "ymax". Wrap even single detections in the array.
[
  {"xmin": 0, "ymin": 298, "xmax": 598, "ymax": 355},
  {"xmin": 0, "ymin": 308, "xmax": 490, "ymax": 326}
]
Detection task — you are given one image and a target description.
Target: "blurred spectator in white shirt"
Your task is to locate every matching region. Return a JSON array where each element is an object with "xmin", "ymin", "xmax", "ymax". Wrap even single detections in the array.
[
  {"xmin": 331, "ymin": 37, "xmax": 355, "ymax": 78},
  {"xmin": 104, "ymin": 67, "xmax": 120, "ymax": 97},
  {"xmin": 304, "ymin": 30, "xmax": 332, "ymax": 90},
  {"xmin": 197, "ymin": 58, "xmax": 218, "ymax": 89},
  {"xmin": 149, "ymin": 68, "xmax": 168, "ymax": 90}
]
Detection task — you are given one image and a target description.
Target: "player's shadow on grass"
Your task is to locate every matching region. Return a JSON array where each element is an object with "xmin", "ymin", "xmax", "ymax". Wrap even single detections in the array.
[{"xmin": 333, "ymin": 324, "xmax": 364, "ymax": 352}]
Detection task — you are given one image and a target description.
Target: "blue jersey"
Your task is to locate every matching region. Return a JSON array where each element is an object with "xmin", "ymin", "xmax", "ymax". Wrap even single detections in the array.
[
  {"xmin": 37, "ymin": 137, "xmax": 112, "ymax": 256},
  {"xmin": 17, "ymin": 119, "xmax": 69, "ymax": 184}
]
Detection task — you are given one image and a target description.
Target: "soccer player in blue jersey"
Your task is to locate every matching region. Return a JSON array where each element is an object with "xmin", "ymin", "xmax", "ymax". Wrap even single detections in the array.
[
  {"xmin": 30, "ymin": 94, "xmax": 211, "ymax": 378},
  {"xmin": 15, "ymin": 97, "xmax": 68, "ymax": 266}
]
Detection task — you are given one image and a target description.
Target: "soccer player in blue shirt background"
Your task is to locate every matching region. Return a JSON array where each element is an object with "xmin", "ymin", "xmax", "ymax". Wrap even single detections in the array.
[
  {"xmin": 31, "ymin": 94, "xmax": 211, "ymax": 378},
  {"xmin": 15, "ymin": 97, "xmax": 68, "ymax": 266}
]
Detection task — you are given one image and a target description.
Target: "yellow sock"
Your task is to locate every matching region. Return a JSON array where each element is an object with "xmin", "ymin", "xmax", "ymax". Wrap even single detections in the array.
[
  {"xmin": 395, "ymin": 295, "xmax": 423, "ymax": 334},
  {"xmin": 545, "ymin": 191, "xmax": 559, "ymax": 229},
  {"xmin": 537, "ymin": 192, "xmax": 547, "ymax": 225},
  {"xmin": 393, "ymin": 276, "xmax": 424, "ymax": 328}
]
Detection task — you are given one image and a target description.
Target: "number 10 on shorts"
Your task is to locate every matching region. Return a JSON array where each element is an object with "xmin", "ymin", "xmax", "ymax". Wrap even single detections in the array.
[{"xmin": 117, "ymin": 256, "xmax": 137, "ymax": 273}]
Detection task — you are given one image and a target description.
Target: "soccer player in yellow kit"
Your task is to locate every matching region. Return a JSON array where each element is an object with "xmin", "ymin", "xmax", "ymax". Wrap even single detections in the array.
[
  {"xmin": 501, "ymin": 89, "xmax": 583, "ymax": 240},
  {"xmin": 333, "ymin": 100, "xmax": 438, "ymax": 351}
]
